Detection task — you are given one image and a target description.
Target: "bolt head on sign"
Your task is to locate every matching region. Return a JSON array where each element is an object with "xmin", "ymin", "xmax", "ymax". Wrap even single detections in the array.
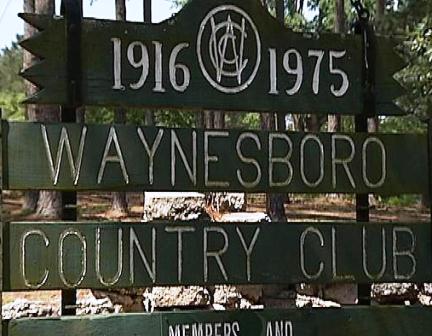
[{"xmin": 19, "ymin": 0, "xmax": 406, "ymax": 115}]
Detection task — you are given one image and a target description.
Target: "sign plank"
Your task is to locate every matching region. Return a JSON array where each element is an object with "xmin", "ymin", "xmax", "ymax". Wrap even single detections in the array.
[
  {"xmin": 19, "ymin": 0, "xmax": 405, "ymax": 115},
  {"xmin": 2, "ymin": 121, "xmax": 427, "ymax": 194},
  {"xmin": 7, "ymin": 307, "xmax": 432, "ymax": 336},
  {"xmin": 4, "ymin": 221, "xmax": 431, "ymax": 290}
]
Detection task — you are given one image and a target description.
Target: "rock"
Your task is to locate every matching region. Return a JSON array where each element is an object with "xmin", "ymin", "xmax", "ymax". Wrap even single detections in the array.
[
  {"xmin": 143, "ymin": 192, "xmax": 247, "ymax": 222},
  {"xmin": 92, "ymin": 289, "xmax": 146, "ymax": 312},
  {"xmin": 2, "ymin": 299, "xmax": 59, "ymax": 320},
  {"xmin": 143, "ymin": 192, "xmax": 209, "ymax": 222},
  {"xmin": 422, "ymin": 283, "xmax": 432, "ymax": 296},
  {"xmin": 213, "ymin": 286, "xmax": 242, "ymax": 309},
  {"xmin": 2, "ymin": 295, "xmax": 123, "ymax": 320},
  {"xmin": 151, "ymin": 286, "xmax": 211, "ymax": 308},
  {"xmin": 219, "ymin": 212, "xmax": 270, "ymax": 223},
  {"xmin": 323, "ymin": 284, "xmax": 357, "ymax": 305},
  {"xmin": 372, "ymin": 283, "xmax": 419, "ymax": 304},
  {"xmin": 235, "ymin": 285, "xmax": 263, "ymax": 303},
  {"xmin": 205, "ymin": 193, "xmax": 246, "ymax": 213},
  {"xmin": 295, "ymin": 284, "xmax": 323, "ymax": 297},
  {"xmin": 296, "ymin": 294, "xmax": 340, "ymax": 308},
  {"xmin": 76, "ymin": 297, "xmax": 123, "ymax": 315}
]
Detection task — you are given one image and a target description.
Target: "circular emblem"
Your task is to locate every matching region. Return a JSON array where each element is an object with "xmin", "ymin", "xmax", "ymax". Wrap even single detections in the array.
[{"xmin": 197, "ymin": 5, "xmax": 261, "ymax": 94}]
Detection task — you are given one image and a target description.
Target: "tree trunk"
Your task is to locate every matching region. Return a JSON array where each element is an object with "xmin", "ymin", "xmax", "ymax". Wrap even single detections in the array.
[
  {"xmin": 196, "ymin": 111, "xmax": 204, "ymax": 128},
  {"xmin": 29, "ymin": 0, "xmax": 62, "ymax": 218},
  {"xmin": 204, "ymin": 111, "xmax": 214, "ymax": 129},
  {"xmin": 110, "ymin": 0, "xmax": 129, "ymax": 217},
  {"xmin": 368, "ymin": 0, "xmax": 385, "ymax": 133},
  {"xmin": 334, "ymin": 0, "xmax": 345, "ymax": 33},
  {"xmin": 376, "ymin": 0, "xmax": 385, "ymax": 21},
  {"xmin": 143, "ymin": 0, "xmax": 154, "ymax": 126},
  {"xmin": 22, "ymin": 0, "xmax": 39, "ymax": 212},
  {"xmin": 305, "ymin": 115, "xmax": 321, "ymax": 133},
  {"xmin": 213, "ymin": 111, "xmax": 225, "ymax": 129},
  {"xmin": 143, "ymin": 0, "xmax": 151, "ymax": 22},
  {"xmin": 261, "ymin": 113, "xmax": 287, "ymax": 222}
]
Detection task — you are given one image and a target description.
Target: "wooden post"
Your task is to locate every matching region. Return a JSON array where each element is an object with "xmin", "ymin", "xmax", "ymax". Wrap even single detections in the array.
[
  {"xmin": 355, "ymin": 15, "xmax": 375, "ymax": 306},
  {"xmin": 275, "ymin": 0, "xmax": 285, "ymax": 131},
  {"xmin": 60, "ymin": 0, "xmax": 82, "ymax": 316}
]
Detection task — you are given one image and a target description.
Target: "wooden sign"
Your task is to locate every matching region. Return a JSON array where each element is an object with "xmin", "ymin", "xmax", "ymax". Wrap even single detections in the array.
[
  {"xmin": 2, "ymin": 121, "xmax": 427, "ymax": 194},
  {"xmin": 4, "ymin": 221, "xmax": 431, "ymax": 290},
  {"xmin": 19, "ymin": 0, "xmax": 405, "ymax": 115},
  {"xmin": 7, "ymin": 307, "xmax": 432, "ymax": 336}
]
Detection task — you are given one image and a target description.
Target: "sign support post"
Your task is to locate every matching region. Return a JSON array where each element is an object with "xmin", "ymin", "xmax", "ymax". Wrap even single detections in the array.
[
  {"xmin": 59, "ymin": 0, "xmax": 82, "ymax": 316},
  {"xmin": 352, "ymin": 0, "xmax": 374, "ymax": 305}
]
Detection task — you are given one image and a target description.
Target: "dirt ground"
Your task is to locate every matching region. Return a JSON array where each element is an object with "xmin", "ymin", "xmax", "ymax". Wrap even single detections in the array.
[{"xmin": 2, "ymin": 191, "xmax": 430, "ymax": 307}]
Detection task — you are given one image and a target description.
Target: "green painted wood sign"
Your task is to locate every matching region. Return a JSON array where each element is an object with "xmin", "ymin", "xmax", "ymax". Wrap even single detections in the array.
[
  {"xmin": 2, "ymin": 121, "xmax": 427, "ymax": 194},
  {"xmin": 7, "ymin": 307, "xmax": 432, "ymax": 336},
  {"xmin": 19, "ymin": 0, "xmax": 405, "ymax": 115},
  {"xmin": 4, "ymin": 221, "xmax": 430, "ymax": 290}
]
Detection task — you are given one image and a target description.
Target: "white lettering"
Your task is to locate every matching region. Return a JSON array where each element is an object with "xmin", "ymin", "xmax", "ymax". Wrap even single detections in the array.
[
  {"xmin": 236, "ymin": 132, "xmax": 262, "ymax": 188},
  {"xmin": 236, "ymin": 227, "xmax": 261, "ymax": 282},
  {"xmin": 393, "ymin": 227, "xmax": 416, "ymax": 280},
  {"xmin": 130, "ymin": 228, "xmax": 156, "ymax": 283},
  {"xmin": 362, "ymin": 226, "xmax": 386, "ymax": 280},
  {"xmin": 42, "ymin": 125, "xmax": 87, "ymax": 186},
  {"xmin": 332, "ymin": 134, "xmax": 356, "ymax": 189},
  {"xmin": 127, "ymin": 41, "xmax": 149, "ymax": 90},
  {"xmin": 171, "ymin": 130, "xmax": 197, "ymax": 186},
  {"xmin": 269, "ymin": 48, "xmax": 279, "ymax": 95},
  {"xmin": 204, "ymin": 227, "xmax": 229, "ymax": 282},
  {"xmin": 169, "ymin": 43, "xmax": 191, "ymax": 92},
  {"xmin": 137, "ymin": 128, "xmax": 164, "ymax": 185},
  {"xmin": 205, "ymin": 131, "xmax": 230, "ymax": 187},
  {"xmin": 165, "ymin": 226, "xmax": 196, "ymax": 282},
  {"xmin": 362, "ymin": 137, "xmax": 386, "ymax": 188},
  {"xmin": 300, "ymin": 227, "xmax": 324, "ymax": 280},
  {"xmin": 284, "ymin": 49, "xmax": 303, "ymax": 95},
  {"xmin": 96, "ymin": 228, "xmax": 123, "ymax": 286},
  {"xmin": 21, "ymin": 230, "xmax": 49, "ymax": 289},
  {"xmin": 98, "ymin": 126, "xmax": 129, "ymax": 184},
  {"xmin": 300, "ymin": 135, "xmax": 324, "ymax": 187},
  {"xmin": 269, "ymin": 133, "xmax": 293, "ymax": 187},
  {"xmin": 58, "ymin": 229, "xmax": 87, "ymax": 288}
]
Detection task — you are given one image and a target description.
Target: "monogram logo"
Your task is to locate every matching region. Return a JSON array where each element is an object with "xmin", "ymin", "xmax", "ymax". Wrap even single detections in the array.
[{"xmin": 197, "ymin": 5, "xmax": 261, "ymax": 94}]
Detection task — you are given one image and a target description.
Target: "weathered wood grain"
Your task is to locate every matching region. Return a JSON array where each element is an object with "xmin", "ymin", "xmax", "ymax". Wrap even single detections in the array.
[
  {"xmin": 19, "ymin": 0, "xmax": 405, "ymax": 115},
  {"xmin": 2, "ymin": 121, "xmax": 427, "ymax": 194},
  {"xmin": 7, "ymin": 307, "xmax": 432, "ymax": 336},
  {"xmin": 4, "ymin": 221, "xmax": 431, "ymax": 290}
]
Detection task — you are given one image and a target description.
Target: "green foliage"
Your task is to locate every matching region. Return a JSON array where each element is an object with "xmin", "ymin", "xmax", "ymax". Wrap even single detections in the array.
[
  {"xmin": 226, "ymin": 112, "xmax": 261, "ymax": 129},
  {"xmin": 0, "ymin": 38, "xmax": 24, "ymax": 93},
  {"xmin": 0, "ymin": 37, "xmax": 26, "ymax": 120},
  {"xmin": 397, "ymin": 20, "xmax": 432, "ymax": 119},
  {"xmin": 155, "ymin": 110, "xmax": 196, "ymax": 128},
  {"xmin": 380, "ymin": 115, "xmax": 426, "ymax": 134},
  {"xmin": 382, "ymin": 194, "xmax": 420, "ymax": 207},
  {"xmin": 0, "ymin": 92, "xmax": 25, "ymax": 120}
]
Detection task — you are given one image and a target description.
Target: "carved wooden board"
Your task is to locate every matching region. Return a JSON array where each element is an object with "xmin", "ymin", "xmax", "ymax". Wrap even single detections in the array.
[
  {"xmin": 20, "ymin": 0, "xmax": 405, "ymax": 115},
  {"xmin": 2, "ymin": 122, "xmax": 427, "ymax": 194},
  {"xmin": 7, "ymin": 307, "xmax": 432, "ymax": 335},
  {"xmin": 4, "ymin": 221, "xmax": 431, "ymax": 290}
]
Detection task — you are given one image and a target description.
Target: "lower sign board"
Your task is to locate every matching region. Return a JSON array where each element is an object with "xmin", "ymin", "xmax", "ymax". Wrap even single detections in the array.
[
  {"xmin": 4, "ymin": 221, "xmax": 431, "ymax": 290},
  {"xmin": 2, "ymin": 121, "xmax": 427, "ymax": 194},
  {"xmin": 6, "ymin": 307, "xmax": 432, "ymax": 336}
]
